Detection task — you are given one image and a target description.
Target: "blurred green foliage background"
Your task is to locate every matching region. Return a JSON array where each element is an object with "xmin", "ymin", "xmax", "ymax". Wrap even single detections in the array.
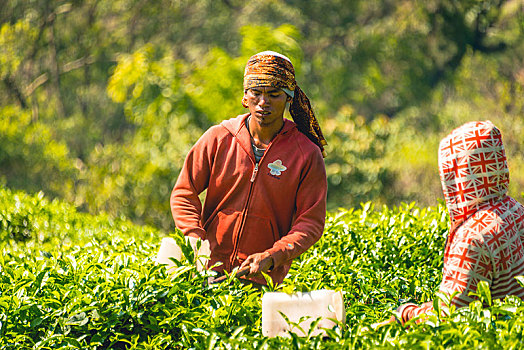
[{"xmin": 1, "ymin": 0, "xmax": 523, "ymax": 231}]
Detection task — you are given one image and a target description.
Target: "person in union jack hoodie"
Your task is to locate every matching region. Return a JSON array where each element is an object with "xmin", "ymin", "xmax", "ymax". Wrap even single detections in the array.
[{"xmin": 396, "ymin": 120, "xmax": 524, "ymax": 324}]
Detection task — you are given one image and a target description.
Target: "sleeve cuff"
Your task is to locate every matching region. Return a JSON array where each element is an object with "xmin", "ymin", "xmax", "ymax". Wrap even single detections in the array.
[
  {"xmin": 185, "ymin": 229, "xmax": 206, "ymax": 240},
  {"xmin": 266, "ymin": 247, "xmax": 286, "ymax": 268},
  {"xmin": 396, "ymin": 303, "xmax": 418, "ymax": 324}
]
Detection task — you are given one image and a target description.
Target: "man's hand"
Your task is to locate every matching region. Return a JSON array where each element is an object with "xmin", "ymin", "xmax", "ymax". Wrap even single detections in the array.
[{"xmin": 239, "ymin": 251, "xmax": 274, "ymax": 277}]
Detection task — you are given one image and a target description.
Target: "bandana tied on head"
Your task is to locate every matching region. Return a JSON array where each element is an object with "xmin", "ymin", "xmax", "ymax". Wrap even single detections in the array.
[{"xmin": 243, "ymin": 51, "xmax": 327, "ymax": 157}]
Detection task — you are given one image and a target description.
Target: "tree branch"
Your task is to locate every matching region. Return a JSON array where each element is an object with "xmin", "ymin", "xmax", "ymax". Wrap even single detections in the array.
[
  {"xmin": 25, "ymin": 56, "xmax": 96, "ymax": 97},
  {"xmin": 3, "ymin": 76, "xmax": 28, "ymax": 108}
]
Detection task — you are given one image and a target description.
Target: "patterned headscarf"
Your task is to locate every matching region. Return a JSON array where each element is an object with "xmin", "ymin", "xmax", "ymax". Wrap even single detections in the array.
[{"xmin": 242, "ymin": 51, "xmax": 327, "ymax": 157}]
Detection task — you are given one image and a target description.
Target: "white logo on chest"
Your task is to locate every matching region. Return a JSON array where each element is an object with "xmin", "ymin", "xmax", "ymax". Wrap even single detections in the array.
[{"xmin": 268, "ymin": 159, "xmax": 287, "ymax": 176}]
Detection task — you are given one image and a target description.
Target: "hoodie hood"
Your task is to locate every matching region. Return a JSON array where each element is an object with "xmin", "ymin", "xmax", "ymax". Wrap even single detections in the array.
[
  {"xmin": 221, "ymin": 113, "xmax": 298, "ymax": 159},
  {"xmin": 221, "ymin": 113, "xmax": 297, "ymax": 136},
  {"xmin": 438, "ymin": 120, "xmax": 509, "ymax": 236}
]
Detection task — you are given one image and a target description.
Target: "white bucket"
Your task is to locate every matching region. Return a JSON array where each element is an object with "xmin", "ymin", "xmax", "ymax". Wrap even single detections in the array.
[
  {"xmin": 262, "ymin": 289, "xmax": 345, "ymax": 337},
  {"xmin": 156, "ymin": 236, "xmax": 210, "ymax": 272}
]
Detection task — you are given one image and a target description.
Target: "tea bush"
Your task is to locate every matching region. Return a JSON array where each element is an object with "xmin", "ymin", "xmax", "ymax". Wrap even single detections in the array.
[{"xmin": 1, "ymin": 188, "xmax": 524, "ymax": 349}]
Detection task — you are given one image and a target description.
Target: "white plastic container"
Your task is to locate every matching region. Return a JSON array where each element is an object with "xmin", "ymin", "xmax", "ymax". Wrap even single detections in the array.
[
  {"xmin": 156, "ymin": 236, "xmax": 210, "ymax": 272},
  {"xmin": 262, "ymin": 290, "xmax": 345, "ymax": 337}
]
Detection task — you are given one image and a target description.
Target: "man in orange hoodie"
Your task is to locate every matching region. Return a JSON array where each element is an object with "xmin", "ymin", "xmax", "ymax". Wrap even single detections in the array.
[{"xmin": 170, "ymin": 51, "xmax": 328, "ymax": 285}]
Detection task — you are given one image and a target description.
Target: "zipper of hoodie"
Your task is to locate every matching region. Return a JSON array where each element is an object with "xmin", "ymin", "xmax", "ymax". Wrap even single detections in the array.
[
  {"xmin": 229, "ymin": 161, "xmax": 257, "ymax": 269},
  {"xmin": 250, "ymin": 163, "xmax": 259, "ymax": 182},
  {"xmin": 228, "ymin": 134, "xmax": 278, "ymax": 270}
]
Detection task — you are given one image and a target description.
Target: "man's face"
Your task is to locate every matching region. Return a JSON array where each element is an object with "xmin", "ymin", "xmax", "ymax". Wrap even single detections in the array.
[{"xmin": 244, "ymin": 87, "xmax": 292, "ymax": 127}]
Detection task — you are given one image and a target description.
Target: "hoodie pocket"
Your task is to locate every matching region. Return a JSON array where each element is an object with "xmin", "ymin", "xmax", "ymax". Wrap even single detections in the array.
[
  {"xmin": 237, "ymin": 214, "xmax": 278, "ymax": 258},
  {"xmin": 205, "ymin": 209, "xmax": 241, "ymax": 256}
]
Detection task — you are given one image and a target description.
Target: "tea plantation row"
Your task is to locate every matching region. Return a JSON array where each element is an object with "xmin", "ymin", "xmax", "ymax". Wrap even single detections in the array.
[{"xmin": 1, "ymin": 187, "xmax": 524, "ymax": 349}]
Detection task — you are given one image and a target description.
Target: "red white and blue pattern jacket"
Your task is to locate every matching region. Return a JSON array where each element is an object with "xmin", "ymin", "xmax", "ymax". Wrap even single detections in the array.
[{"xmin": 399, "ymin": 120, "xmax": 524, "ymax": 323}]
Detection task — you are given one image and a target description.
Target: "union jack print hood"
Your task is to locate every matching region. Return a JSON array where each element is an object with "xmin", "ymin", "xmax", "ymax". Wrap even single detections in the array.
[
  {"xmin": 398, "ymin": 121, "xmax": 524, "ymax": 323},
  {"xmin": 438, "ymin": 120, "xmax": 509, "ymax": 240}
]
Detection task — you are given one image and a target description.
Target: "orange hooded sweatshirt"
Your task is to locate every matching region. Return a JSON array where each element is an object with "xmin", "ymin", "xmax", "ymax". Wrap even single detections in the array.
[
  {"xmin": 398, "ymin": 121, "xmax": 524, "ymax": 323},
  {"xmin": 170, "ymin": 113, "xmax": 327, "ymax": 285}
]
